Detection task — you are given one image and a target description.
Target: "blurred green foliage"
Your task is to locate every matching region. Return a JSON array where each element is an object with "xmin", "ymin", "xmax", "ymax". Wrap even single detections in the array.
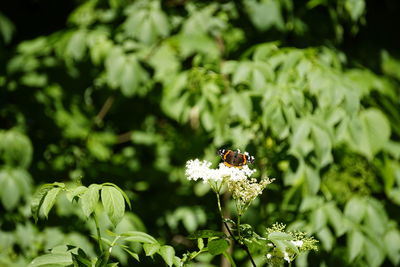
[{"xmin": 1, "ymin": 0, "xmax": 400, "ymax": 266}]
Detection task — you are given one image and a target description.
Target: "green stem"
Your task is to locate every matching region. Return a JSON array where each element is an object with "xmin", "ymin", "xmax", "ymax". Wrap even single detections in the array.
[
  {"xmin": 93, "ymin": 212, "xmax": 103, "ymax": 253},
  {"xmin": 109, "ymin": 236, "xmax": 120, "ymax": 253},
  {"xmin": 215, "ymin": 193, "xmax": 257, "ymax": 267},
  {"xmin": 223, "ymin": 251, "xmax": 237, "ymax": 267},
  {"xmin": 216, "ymin": 192, "xmax": 223, "ymax": 219},
  {"xmin": 237, "ymin": 215, "xmax": 241, "ymax": 242}
]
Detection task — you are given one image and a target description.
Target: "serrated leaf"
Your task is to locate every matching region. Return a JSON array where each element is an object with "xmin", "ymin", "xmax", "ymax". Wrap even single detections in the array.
[
  {"xmin": 101, "ymin": 185, "xmax": 125, "ymax": 226},
  {"xmin": 143, "ymin": 243, "xmax": 160, "ymax": 256},
  {"xmin": 121, "ymin": 231, "xmax": 157, "ymax": 244},
  {"xmin": 187, "ymin": 230, "xmax": 227, "ymax": 239},
  {"xmin": 28, "ymin": 253, "xmax": 72, "ymax": 267},
  {"xmin": 207, "ymin": 239, "xmax": 229, "ymax": 256},
  {"xmin": 347, "ymin": 230, "xmax": 364, "ymax": 262},
  {"xmin": 102, "ymin": 183, "xmax": 131, "ymax": 209},
  {"xmin": 31, "ymin": 184, "xmax": 54, "ymax": 223},
  {"xmin": 80, "ymin": 184, "xmax": 101, "ymax": 218},
  {"xmin": 159, "ymin": 245, "xmax": 175, "ymax": 267},
  {"xmin": 122, "ymin": 247, "xmax": 140, "ymax": 262},
  {"xmin": 66, "ymin": 186, "xmax": 87, "ymax": 202},
  {"xmin": 40, "ymin": 187, "xmax": 62, "ymax": 218}
]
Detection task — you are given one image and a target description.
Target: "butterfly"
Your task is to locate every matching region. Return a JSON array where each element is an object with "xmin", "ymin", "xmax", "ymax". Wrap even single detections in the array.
[{"xmin": 218, "ymin": 148, "xmax": 255, "ymax": 168}]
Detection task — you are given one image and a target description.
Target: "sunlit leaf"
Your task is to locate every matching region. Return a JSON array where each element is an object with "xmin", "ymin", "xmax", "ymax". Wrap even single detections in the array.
[{"xmin": 101, "ymin": 185, "xmax": 125, "ymax": 226}]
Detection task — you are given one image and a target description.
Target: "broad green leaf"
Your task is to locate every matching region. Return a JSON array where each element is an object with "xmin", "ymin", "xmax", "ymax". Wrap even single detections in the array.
[
  {"xmin": 41, "ymin": 187, "xmax": 62, "ymax": 218},
  {"xmin": 311, "ymin": 124, "xmax": 332, "ymax": 167},
  {"xmin": 364, "ymin": 238, "xmax": 385, "ymax": 267},
  {"xmin": 0, "ymin": 12, "xmax": 15, "ymax": 43},
  {"xmin": 101, "ymin": 185, "xmax": 125, "ymax": 226},
  {"xmin": 232, "ymin": 62, "xmax": 251, "ymax": 85},
  {"xmin": 80, "ymin": 184, "xmax": 101, "ymax": 218},
  {"xmin": 31, "ymin": 184, "xmax": 54, "ymax": 223},
  {"xmin": 66, "ymin": 29, "xmax": 87, "ymax": 60},
  {"xmin": 101, "ymin": 182, "xmax": 131, "ymax": 209},
  {"xmin": 344, "ymin": 197, "xmax": 366, "ymax": 223},
  {"xmin": 187, "ymin": 230, "xmax": 227, "ymax": 239},
  {"xmin": 65, "ymin": 186, "xmax": 87, "ymax": 202},
  {"xmin": 345, "ymin": 0, "xmax": 365, "ymax": 21},
  {"xmin": 230, "ymin": 92, "xmax": 252, "ymax": 123},
  {"xmin": 159, "ymin": 245, "xmax": 175, "ymax": 267},
  {"xmin": 324, "ymin": 203, "xmax": 347, "ymax": 237},
  {"xmin": 347, "ymin": 230, "xmax": 364, "ymax": 262},
  {"xmin": 28, "ymin": 253, "xmax": 72, "ymax": 267},
  {"xmin": 305, "ymin": 164, "xmax": 320, "ymax": 195},
  {"xmin": 0, "ymin": 172, "xmax": 20, "ymax": 210},
  {"xmin": 121, "ymin": 231, "xmax": 157, "ymax": 244},
  {"xmin": 143, "ymin": 243, "xmax": 160, "ymax": 256},
  {"xmin": 356, "ymin": 109, "xmax": 391, "ymax": 160},
  {"xmin": 207, "ymin": 239, "xmax": 229, "ymax": 255},
  {"xmin": 384, "ymin": 229, "xmax": 400, "ymax": 265},
  {"xmin": 311, "ymin": 207, "xmax": 327, "ymax": 232},
  {"xmin": 316, "ymin": 227, "xmax": 334, "ymax": 251}
]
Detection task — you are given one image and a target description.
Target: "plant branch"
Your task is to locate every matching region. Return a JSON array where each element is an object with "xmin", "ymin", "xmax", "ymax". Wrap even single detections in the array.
[
  {"xmin": 216, "ymin": 193, "xmax": 257, "ymax": 267},
  {"xmin": 93, "ymin": 212, "xmax": 103, "ymax": 253},
  {"xmin": 95, "ymin": 96, "xmax": 115, "ymax": 123}
]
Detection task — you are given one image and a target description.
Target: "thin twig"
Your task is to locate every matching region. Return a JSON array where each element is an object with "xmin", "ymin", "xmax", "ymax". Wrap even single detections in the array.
[{"xmin": 95, "ymin": 96, "xmax": 115, "ymax": 123}]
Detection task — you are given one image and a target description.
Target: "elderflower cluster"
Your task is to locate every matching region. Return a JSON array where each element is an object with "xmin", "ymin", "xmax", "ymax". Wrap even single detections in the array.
[
  {"xmin": 185, "ymin": 159, "xmax": 256, "ymax": 183},
  {"xmin": 265, "ymin": 223, "xmax": 318, "ymax": 264},
  {"xmin": 227, "ymin": 177, "xmax": 274, "ymax": 206}
]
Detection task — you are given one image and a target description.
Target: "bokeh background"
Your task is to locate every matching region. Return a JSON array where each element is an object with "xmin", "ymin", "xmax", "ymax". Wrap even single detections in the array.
[{"xmin": 1, "ymin": 0, "xmax": 400, "ymax": 266}]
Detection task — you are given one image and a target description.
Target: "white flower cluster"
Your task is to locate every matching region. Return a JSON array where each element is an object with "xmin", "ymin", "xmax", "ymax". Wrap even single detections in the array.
[{"xmin": 185, "ymin": 159, "xmax": 256, "ymax": 183}]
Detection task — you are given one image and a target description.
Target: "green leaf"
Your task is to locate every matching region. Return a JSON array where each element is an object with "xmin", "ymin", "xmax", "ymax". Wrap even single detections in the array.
[
  {"xmin": 230, "ymin": 92, "xmax": 252, "ymax": 123},
  {"xmin": 143, "ymin": 243, "xmax": 160, "ymax": 256},
  {"xmin": 0, "ymin": 171, "xmax": 20, "ymax": 210},
  {"xmin": 207, "ymin": 239, "xmax": 229, "ymax": 256},
  {"xmin": 344, "ymin": 197, "xmax": 366, "ymax": 223},
  {"xmin": 0, "ymin": 12, "xmax": 15, "ymax": 43},
  {"xmin": 384, "ymin": 229, "xmax": 400, "ymax": 265},
  {"xmin": 31, "ymin": 184, "xmax": 54, "ymax": 223},
  {"xmin": 66, "ymin": 29, "xmax": 87, "ymax": 60},
  {"xmin": 305, "ymin": 164, "xmax": 320, "ymax": 195},
  {"xmin": 28, "ymin": 253, "xmax": 72, "ymax": 267},
  {"xmin": 356, "ymin": 109, "xmax": 391, "ymax": 160},
  {"xmin": 187, "ymin": 230, "xmax": 227, "ymax": 239},
  {"xmin": 80, "ymin": 184, "xmax": 101, "ymax": 218},
  {"xmin": 316, "ymin": 227, "xmax": 334, "ymax": 251},
  {"xmin": 159, "ymin": 245, "xmax": 175, "ymax": 267},
  {"xmin": 41, "ymin": 187, "xmax": 62, "ymax": 218},
  {"xmin": 66, "ymin": 186, "xmax": 87, "ymax": 202},
  {"xmin": 324, "ymin": 203, "xmax": 347, "ymax": 237},
  {"xmin": 121, "ymin": 231, "xmax": 158, "ymax": 244},
  {"xmin": 268, "ymin": 232, "xmax": 293, "ymax": 241},
  {"xmin": 347, "ymin": 230, "xmax": 364, "ymax": 262},
  {"xmin": 101, "ymin": 185, "xmax": 125, "ymax": 226},
  {"xmin": 101, "ymin": 182, "xmax": 131, "ymax": 209},
  {"xmin": 364, "ymin": 238, "xmax": 385, "ymax": 267},
  {"xmin": 311, "ymin": 207, "xmax": 327, "ymax": 232},
  {"xmin": 345, "ymin": 0, "xmax": 365, "ymax": 21},
  {"xmin": 122, "ymin": 247, "xmax": 140, "ymax": 261}
]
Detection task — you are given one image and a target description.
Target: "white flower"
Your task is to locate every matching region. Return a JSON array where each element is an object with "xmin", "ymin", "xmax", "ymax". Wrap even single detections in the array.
[
  {"xmin": 291, "ymin": 240, "xmax": 303, "ymax": 247},
  {"xmin": 266, "ymin": 253, "xmax": 272, "ymax": 259},
  {"xmin": 185, "ymin": 159, "xmax": 256, "ymax": 183},
  {"xmin": 283, "ymin": 251, "xmax": 291, "ymax": 263}
]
